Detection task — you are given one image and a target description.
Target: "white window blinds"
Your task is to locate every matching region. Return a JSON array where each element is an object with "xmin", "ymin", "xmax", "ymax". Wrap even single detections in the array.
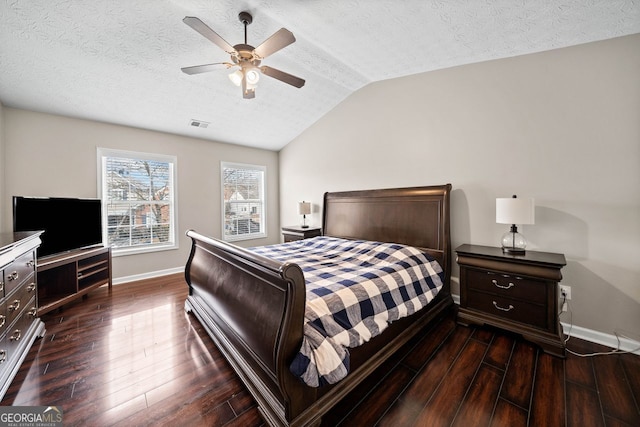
[
  {"xmin": 221, "ymin": 162, "xmax": 266, "ymax": 241},
  {"xmin": 98, "ymin": 148, "xmax": 177, "ymax": 254}
]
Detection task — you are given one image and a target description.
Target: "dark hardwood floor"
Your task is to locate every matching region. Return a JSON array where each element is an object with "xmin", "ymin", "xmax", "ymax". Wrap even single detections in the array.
[{"xmin": 1, "ymin": 274, "xmax": 638, "ymax": 426}]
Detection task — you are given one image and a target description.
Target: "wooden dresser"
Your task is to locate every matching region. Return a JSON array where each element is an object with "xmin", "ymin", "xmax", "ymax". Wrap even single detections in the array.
[
  {"xmin": 456, "ymin": 244, "xmax": 566, "ymax": 357},
  {"xmin": 0, "ymin": 231, "xmax": 46, "ymax": 398}
]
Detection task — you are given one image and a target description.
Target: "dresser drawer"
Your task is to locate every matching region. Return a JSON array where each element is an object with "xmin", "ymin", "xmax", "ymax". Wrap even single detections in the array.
[
  {"xmin": 466, "ymin": 289, "xmax": 547, "ymax": 329},
  {"xmin": 2, "ymin": 298, "xmax": 37, "ymax": 366},
  {"xmin": 0, "ymin": 334, "xmax": 7, "ymax": 367},
  {"xmin": 0, "ymin": 299, "xmax": 7, "ymax": 337},
  {"xmin": 5, "ymin": 277, "xmax": 34, "ymax": 326},
  {"xmin": 4, "ymin": 251, "xmax": 36, "ymax": 295},
  {"xmin": 465, "ymin": 268, "xmax": 547, "ymax": 304}
]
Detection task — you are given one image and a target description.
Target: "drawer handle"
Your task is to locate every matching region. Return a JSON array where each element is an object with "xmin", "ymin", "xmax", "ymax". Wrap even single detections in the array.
[
  {"xmin": 28, "ymin": 307, "xmax": 37, "ymax": 318},
  {"xmin": 27, "ymin": 260, "xmax": 35, "ymax": 267},
  {"xmin": 10, "ymin": 330, "xmax": 22, "ymax": 342},
  {"xmin": 0, "ymin": 315, "xmax": 5, "ymax": 328},
  {"xmin": 27, "ymin": 283, "xmax": 36, "ymax": 292},
  {"xmin": 0, "ymin": 350, "xmax": 5, "ymax": 363},
  {"xmin": 0, "ymin": 282, "xmax": 3, "ymax": 293},
  {"xmin": 493, "ymin": 301, "xmax": 515, "ymax": 312},
  {"xmin": 7, "ymin": 271, "xmax": 19, "ymax": 281},
  {"xmin": 8, "ymin": 299, "xmax": 21, "ymax": 312},
  {"xmin": 492, "ymin": 279, "xmax": 515, "ymax": 290}
]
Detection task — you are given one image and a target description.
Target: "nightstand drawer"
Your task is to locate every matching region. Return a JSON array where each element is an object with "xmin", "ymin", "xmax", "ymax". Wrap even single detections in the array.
[
  {"xmin": 466, "ymin": 290, "xmax": 547, "ymax": 329},
  {"xmin": 283, "ymin": 234, "xmax": 306, "ymax": 243},
  {"xmin": 281, "ymin": 226, "xmax": 321, "ymax": 243},
  {"xmin": 465, "ymin": 268, "xmax": 546, "ymax": 304}
]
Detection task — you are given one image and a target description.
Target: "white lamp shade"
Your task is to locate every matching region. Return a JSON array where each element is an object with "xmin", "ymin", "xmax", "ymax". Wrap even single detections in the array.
[
  {"xmin": 298, "ymin": 201, "xmax": 311, "ymax": 215},
  {"xmin": 245, "ymin": 68, "xmax": 260, "ymax": 85},
  {"xmin": 228, "ymin": 70, "xmax": 243, "ymax": 86},
  {"xmin": 496, "ymin": 197, "xmax": 535, "ymax": 225}
]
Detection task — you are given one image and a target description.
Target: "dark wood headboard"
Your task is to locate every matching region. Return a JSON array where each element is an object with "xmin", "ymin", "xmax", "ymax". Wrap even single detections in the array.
[{"xmin": 322, "ymin": 184, "xmax": 452, "ymax": 289}]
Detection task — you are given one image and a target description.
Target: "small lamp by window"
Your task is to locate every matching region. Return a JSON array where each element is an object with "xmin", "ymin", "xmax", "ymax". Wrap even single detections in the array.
[
  {"xmin": 298, "ymin": 201, "xmax": 311, "ymax": 229},
  {"xmin": 496, "ymin": 195, "xmax": 535, "ymax": 255}
]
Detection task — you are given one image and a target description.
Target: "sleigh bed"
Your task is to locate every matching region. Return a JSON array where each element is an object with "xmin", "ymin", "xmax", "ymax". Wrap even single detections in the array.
[{"xmin": 184, "ymin": 184, "xmax": 453, "ymax": 426}]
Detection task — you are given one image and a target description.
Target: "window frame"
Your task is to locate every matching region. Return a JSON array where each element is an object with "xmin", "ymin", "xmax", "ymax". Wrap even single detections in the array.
[
  {"xmin": 97, "ymin": 147, "xmax": 178, "ymax": 256},
  {"xmin": 220, "ymin": 161, "xmax": 267, "ymax": 242}
]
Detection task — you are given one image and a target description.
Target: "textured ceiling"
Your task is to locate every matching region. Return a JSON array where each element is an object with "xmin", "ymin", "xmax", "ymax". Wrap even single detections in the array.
[{"xmin": 1, "ymin": 0, "xmax": 639, "ymax": 151}]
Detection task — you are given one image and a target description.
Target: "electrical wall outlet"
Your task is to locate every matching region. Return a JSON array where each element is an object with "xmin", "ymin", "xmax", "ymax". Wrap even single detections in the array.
[{"xmin": 559, "ymin": 285, "xmax": 572, "ymax": 300}]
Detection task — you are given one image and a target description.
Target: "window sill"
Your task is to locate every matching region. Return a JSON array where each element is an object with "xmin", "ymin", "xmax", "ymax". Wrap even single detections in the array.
[
  {"xmin": 111, "ymin": 243, "xmax": 178, "ymax": 257},
  {"xmin": 223, "ymin": 232, "xmax": 267, "ymax": 243}
]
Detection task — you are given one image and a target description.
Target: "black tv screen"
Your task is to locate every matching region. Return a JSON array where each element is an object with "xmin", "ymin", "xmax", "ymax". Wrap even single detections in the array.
[{"xmin": 13, "ymin": 196, "xmax": 103, "ymax": 258}]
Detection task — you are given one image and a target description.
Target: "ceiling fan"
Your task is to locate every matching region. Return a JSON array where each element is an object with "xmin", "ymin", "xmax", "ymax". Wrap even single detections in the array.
[{"xmin": 181, "ymin": 11, "xmax": 305, "ymax": 99}]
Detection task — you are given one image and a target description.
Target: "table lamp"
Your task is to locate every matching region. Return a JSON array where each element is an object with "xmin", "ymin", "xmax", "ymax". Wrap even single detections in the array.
[
  {"xmin": 298, "ymin": 201, "xmax": 311, "ymax": 228},
  {"xmin": 496, "ymin": 195, "xmax": 535, "ymax": 254}
]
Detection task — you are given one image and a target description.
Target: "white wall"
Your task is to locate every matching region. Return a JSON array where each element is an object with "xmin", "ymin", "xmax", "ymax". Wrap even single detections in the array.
[
  {"xmin": 2, "ymin": 109, "xmax": 280, "ymax": 279},
  {"xmin": 279, "ymin": 35, "xmax": 640, "ymax": 339}
]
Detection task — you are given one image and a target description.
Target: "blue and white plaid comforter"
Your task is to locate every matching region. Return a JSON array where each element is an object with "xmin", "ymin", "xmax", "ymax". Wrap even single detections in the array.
[{"xmin": 251, "ymin": 236, "xmax": 444, "ymax": 387}]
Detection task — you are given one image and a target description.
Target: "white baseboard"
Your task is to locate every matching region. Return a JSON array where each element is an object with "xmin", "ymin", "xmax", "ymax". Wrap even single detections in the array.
[
  {"xmin": 560, "ymin": 322, "xmax": 640, "ymax": 356},
  {"xmin": 451, "ymin": 293, "xmax": 640, "ymax": 356},
  {"xmin": 112, "ymin": 266, "xmax": 185, "ymax": 285}
]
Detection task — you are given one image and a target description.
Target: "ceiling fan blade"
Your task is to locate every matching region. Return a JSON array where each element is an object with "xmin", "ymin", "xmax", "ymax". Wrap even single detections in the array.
[
  {"xmin": 254, "ymin": 28, "xmax": 296, "ymax": 59},
  {"xmin": 183, "ymin": 16, "xmax": 235, "ymax": 53},
  {"xmin": 181, "ymin": 63, "xmax": 233, "ymax": 75},
  {"xmin": 260, "ymin": 66, "xmax": 305, "ymax": 88}
]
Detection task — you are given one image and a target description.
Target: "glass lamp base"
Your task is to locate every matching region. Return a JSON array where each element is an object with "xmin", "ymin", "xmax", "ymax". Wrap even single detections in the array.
[{"xmin": 501, "ymin": 230, "xmax": 526, "ymax": 255}]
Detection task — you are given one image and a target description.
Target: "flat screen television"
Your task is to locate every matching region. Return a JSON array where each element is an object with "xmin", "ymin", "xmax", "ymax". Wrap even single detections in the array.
[{"xmin": 13, "ymin": 196, "xmax": 103, "ymax": 258}]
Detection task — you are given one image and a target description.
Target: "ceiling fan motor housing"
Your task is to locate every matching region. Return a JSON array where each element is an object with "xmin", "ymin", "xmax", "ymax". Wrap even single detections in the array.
[{"xmin": 238, "ymin": 11, "xmax": 253, "ymax": 25}]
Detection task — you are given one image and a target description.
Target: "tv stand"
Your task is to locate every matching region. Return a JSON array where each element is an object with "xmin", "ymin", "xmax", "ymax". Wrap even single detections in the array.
[{"xmin": 36, "ymin": 246, "xmax": 112, "ymax": 316}]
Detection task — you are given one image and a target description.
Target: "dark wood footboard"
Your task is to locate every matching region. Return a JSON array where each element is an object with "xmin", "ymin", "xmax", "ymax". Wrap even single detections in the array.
[{"xmin": 184, "ymin": 230, "xmax": 316, "ymax": 426}]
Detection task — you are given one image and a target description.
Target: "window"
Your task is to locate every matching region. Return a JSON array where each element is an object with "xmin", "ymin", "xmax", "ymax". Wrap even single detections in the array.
[
  {"xmin": 98, "ymin": 148, "xmax": 177, "ymax": 255},
  {"xmin": 221, "ymin": 162, "xmax": 266, "ymax": 241}
]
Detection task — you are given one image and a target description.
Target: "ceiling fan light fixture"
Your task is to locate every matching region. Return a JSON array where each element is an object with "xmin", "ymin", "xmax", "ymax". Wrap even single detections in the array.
[
  {"xmin": 229, "ymin": 70, "xmax": 243, "ymax": 86},
  {"xmin": 245, "ymin": 68, "xmax": 260, "ymax": 85}
]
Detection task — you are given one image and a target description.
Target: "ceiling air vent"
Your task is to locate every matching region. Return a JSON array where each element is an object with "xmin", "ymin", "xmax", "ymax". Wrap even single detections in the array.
[{"xmin": 189, "ymin": 119, "xmax": 209, "ymax": 128}]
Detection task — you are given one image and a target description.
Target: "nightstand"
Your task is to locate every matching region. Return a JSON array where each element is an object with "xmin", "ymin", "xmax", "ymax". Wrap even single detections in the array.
[
  {"xmin": 456, "ymin": 244, "xmax": 567, "ymax": 357},
  {"xmin": 281, "ymin": 226, "xmax": 322, "ymax": 243}
]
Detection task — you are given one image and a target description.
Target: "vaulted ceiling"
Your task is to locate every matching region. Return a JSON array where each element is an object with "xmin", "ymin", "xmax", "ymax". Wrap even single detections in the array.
[{"xmin": 1, "ymin": 1, "xmax": 639, "ymax": 150}]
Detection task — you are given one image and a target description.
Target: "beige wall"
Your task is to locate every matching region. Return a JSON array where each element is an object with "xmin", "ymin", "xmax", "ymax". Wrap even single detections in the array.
[
  {"xmin": 0, "ymin": 101, "xmax": 4, "ymax": 229},
  {"xmin": 2, "ymin": 109, "xmax": 280, "ymax": 279},
  {"xmin": 279, "ymin": 35, "xmax": 640, "ymax": 338}
]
